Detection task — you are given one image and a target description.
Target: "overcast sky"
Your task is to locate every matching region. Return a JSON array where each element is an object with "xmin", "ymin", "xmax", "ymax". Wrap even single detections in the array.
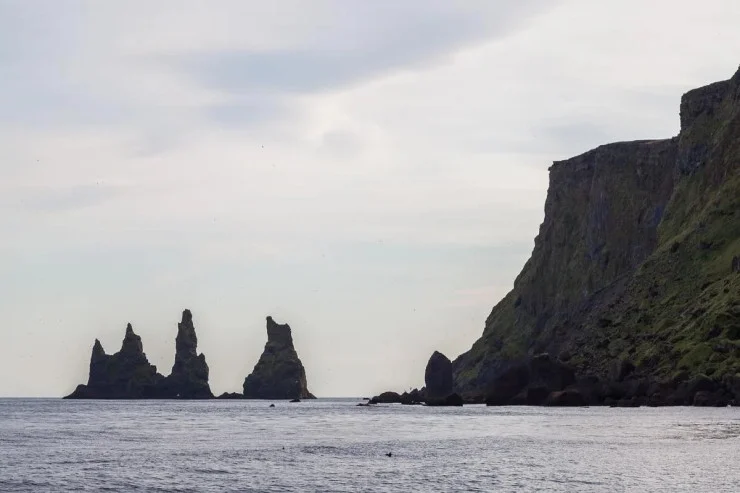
[{"xmin": 1, "ymin": 1, "xmax": 738, "ymax": 397}]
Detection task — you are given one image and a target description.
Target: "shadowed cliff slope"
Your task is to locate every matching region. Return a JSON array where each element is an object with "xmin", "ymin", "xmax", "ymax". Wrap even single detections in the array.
[{"xmin": 453, "ymin": 66, "xmax": 740, "ymax": 400}]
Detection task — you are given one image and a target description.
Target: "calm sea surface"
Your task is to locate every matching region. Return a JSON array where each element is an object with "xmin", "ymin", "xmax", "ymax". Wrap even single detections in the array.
[{"xmin": 0, "ymin": 399, "xmax": 738, "ymax": 492}]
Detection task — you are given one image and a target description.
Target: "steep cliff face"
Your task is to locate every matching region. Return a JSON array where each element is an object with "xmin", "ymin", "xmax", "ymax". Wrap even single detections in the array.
[
  {"xmin": 454, "ymin": 66, "xmax": 740, "ymax": 400},
  {"xmin": 65, "ymin": 324, "xmax": 164, "ymax": 399},
  {"xmin": 243, "ymin": 316, "xmax": 315, "ymax": 399},
  {"xmin": 160, "ymin": 310, "xmax": 213, "ymax": 398}
]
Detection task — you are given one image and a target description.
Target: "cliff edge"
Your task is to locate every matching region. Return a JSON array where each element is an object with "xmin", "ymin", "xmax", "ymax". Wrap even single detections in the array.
[{"xmin": 453, "ymin": 65, "xmax": 740, "ymax": 405}]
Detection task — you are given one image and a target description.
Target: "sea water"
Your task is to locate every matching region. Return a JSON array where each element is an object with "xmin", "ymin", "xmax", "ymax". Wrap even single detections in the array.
[{"xmin": 0, "ymin": 399, "xmax": 738, "ymax": 492}]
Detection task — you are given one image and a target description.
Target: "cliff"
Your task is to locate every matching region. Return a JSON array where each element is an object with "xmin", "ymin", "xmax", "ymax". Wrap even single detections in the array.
[
  {"xmin": 242, "ymin": 316, "xmax": 315, "ymax": 399},
  {"xmin": 65, "ymin": 324, "xmax": 165, "ymax": 399},
  {"xmin": 453, "ymin": 66, "xmax": 740, "ymax": 405}
]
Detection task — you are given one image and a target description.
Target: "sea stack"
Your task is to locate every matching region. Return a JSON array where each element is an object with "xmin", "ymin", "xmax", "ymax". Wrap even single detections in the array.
[
  {"xmin": 64, "ymin": 324, "xmax": 164, "ymax": 399},
  {"xmin": 160, "ymin": 309, "xmax": 213, "ymax": 399},
  {"xmin": 424, "ymin": 351, "xmax": 462, "ymax": 406},
  {"xmin": 243, "ymin": 316, "xmax": 315, "ymax": 400}
]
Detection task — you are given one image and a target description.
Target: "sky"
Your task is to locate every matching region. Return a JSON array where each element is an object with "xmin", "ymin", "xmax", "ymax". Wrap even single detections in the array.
[{"xmin": 1, "ymin": 1, "xmax": 739, "ymax": 397}]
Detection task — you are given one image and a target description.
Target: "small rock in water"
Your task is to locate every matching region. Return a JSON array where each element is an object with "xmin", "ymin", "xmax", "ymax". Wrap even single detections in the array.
[
  {"xmin": 290, "ymin": 398, "xmax": 301, "ymax": 403},
  {"xmin": 386, "ymin": 452, "xmax": 392, "ymax": 457},
  {"xmin": 269, "ymin": 404, "xmax": 275, "ymax": 408}
]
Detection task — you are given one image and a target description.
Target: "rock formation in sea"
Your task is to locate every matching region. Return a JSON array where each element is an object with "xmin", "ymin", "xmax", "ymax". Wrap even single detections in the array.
[
  {"xmin": 369, "ymin": 391, "xmax": 402, "ymax": 404},
  {"xmin": 65, "ymin": 309, "xmax": 213, "ymax": 399},
  {"xmin": 64, "ymin": 324, "xmax": 165, "ymax": 399},
  {"xmin": 242, "ymin": 316, "xmax": 315, "ymax": 400},
  {"xmin": 424, "ymin": 351, "xmax": 462, "ymax": 406},
  {"xmin": 158, "ymin": 309, "xmax": 213, "ymax": 399},
  {"xmin": 451, "ymin": 65, "xmax": 740, "ymax": 406},
  {"xmin": 216, "ymin": 392, "xmax": 243, "ymax": 400}
]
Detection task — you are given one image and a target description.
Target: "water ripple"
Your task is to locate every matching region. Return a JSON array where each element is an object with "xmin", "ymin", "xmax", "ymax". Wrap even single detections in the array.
[{"xmin": 0, "ymin": 399, "xmax": 738, "ymax": 492}]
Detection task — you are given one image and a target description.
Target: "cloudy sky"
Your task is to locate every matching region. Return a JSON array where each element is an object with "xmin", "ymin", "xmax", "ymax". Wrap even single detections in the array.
[{"xmin": 1, "ymin": 1, "xmax": 738, "ymax": 397}]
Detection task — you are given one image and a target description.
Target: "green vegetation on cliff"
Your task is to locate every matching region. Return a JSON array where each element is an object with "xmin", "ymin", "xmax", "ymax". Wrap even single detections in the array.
[{"xmin": 453, "ymin": 66, "xmax": 740, "ymax": 396}]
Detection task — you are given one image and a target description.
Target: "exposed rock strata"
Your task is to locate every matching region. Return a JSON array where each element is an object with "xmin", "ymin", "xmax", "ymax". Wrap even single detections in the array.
[
  {"xmin": 453, "ymin": 65, "xmax": 740, "ymax": 406},
  {"xmin": 242, "ymin": 316, "xmax": 315, "ymax": 400}
]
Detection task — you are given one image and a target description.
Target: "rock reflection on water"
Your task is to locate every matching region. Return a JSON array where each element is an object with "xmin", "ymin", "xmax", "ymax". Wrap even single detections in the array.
[{"xmin": 0, "ymin": 399, "xmax": 738, "ymax": 492}]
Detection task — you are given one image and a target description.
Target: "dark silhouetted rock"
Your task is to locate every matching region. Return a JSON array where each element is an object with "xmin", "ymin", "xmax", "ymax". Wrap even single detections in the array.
[
  {"xmin": 691, "ymin": 391, "xmax": 728, "ymax": 407},
  {"xmin": 424, "ymin": 351, "xmax": 462, "ymax": 406},
  {"xmin": 530, "ymin": 353, "xmax": 576, "ymax": 390},
  {"xmin": 243, "ymin": 316, "xmax": 315, "ymax": 400},
  {"xmin": 216, "ymin": 392, "xmax": 243, "ymax": 399},
  {"xmin": 615, "ymin": 397, "xmax": 640, "ymax": 408},
  {"xmin": 524, "ymin": 387, "xmax": 551, "ymax": 405},
  {"xmin": 64, "ymin": 324, "xmax": 164, "ymax": 399},
  {"xmin": 400, "ymin": 388, "xmax": 425, "ymax": 405},
  {"xmin": 485, "ymin": 363, "xmax": 530, "ymax": 405},
  {"xmin": 290, "ymin": 398, "xmax": 301, "ymax": 403},
  {"xmin": 429, "ymin": 393, "xmax": 463, "ymax": 407},
  {"xmin": 546, "ymin": 389, "xmax": 586, "ymax": 407},
  {"xmin": 609, "ymin": 359, "xmax": 636, "ymax": 382},
  {"xmin": 270, "ymin": 403, "xmax": 276, "ymax": 407},
  {"xmin": 485, "ymin": 354, "xmax": 575, "ymax": 406},
  {"xmin": 370, "ymin": 391, "xmax": 401, "ymax": 404},
  {"xmin": 460, "ymin": 392, "xmax": 486, "ymax": 404},
  {"xmin": 159, "ymin": 310, "xmax": 213, "ymax": 399},
  {"xmin": 424, "ymin": 351, "xmax": 453, "ymax": 399}
]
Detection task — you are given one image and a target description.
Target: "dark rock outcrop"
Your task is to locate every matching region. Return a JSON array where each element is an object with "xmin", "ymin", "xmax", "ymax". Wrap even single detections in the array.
[
  {"xmin": 242, "ymin": 316, "xmax": 315, "ymax": 400},
  {"xmin": 432, "ymin": 393, "xmax": 464, "ymax": 407},
  {"xmin": 64, "ymin": 324, "xmax": 164, "ymax": 399},
  {"xmin": 159, "ymin": 310, "xmax": 213, "ymax": 399},
  {"xmin": 65, "ymin": 309, "xmax": 214, "ymax": 399},
  {"xmin": 545, "ymin": 390, "xmax": 586, "ymax": 407},
  {"xmin": 424, "ymin": 351, "xmax": 456, "ymax": 406},
  {"xmin": 400, "ymin": 388, "xmax": 426, "ymax": 405},
  {"xmin": 217, "ymin": 392, "xmax": 243, "ymax": 400},
  {"xmin": 485, "ymin": 354, "xmax": 575, "ymax": 406},
  {"xmin": 453, "ymin": 65, "xmax": 740, "ymax": 406},
  {"xmin": 417, "ymin": 351, "xmax": 467, "ymax": 407},
  {"xmin": 370, "ymin": 391, "xmax": 401, "ymax": 404}
]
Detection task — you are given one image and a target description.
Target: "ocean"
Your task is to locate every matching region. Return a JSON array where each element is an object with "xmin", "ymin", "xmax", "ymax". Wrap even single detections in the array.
[{"xmin": 0, "ymin": 399, "xmax": 738, "ymax": 492}]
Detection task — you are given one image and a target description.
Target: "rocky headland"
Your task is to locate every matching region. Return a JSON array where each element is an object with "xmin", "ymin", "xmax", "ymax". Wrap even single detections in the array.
[
  {"xmin": 446, "ymin": 65, "xmax": 740, "ymax": 407},
  {"xmin": 242, "ymin": 316, "xmax": 315, "ymax": 400}
]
